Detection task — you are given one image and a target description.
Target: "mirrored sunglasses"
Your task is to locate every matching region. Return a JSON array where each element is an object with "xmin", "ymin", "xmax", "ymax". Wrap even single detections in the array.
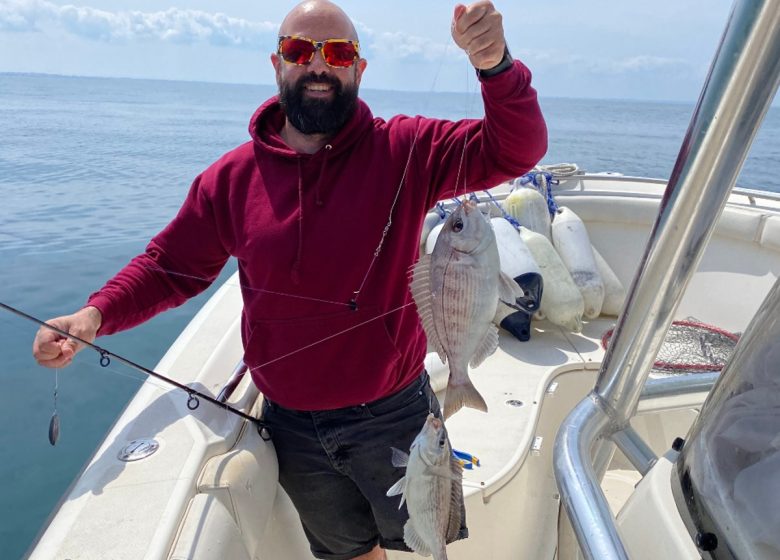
[{"xmin": 278, "ymin": 36, "xmax": 360, "ymax": 68}]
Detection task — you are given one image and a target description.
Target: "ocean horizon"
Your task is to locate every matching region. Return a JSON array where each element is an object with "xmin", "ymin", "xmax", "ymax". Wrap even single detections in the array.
[
  {"xmin": 1, "ymin": 71, "xmax": 778, "ymax": 559},
  {"xmin": 1, "ymin": 70, "xmax": 732, "ymax": 106}
]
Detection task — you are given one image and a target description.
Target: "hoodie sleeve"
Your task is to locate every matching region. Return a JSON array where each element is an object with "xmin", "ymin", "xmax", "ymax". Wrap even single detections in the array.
[
  {"xmin": 86, "ymin": 174, "xmax": 230, "ymax": 336},
  {"xmin": 402, "ymin": 59, "xmax": 547, "ymax": 210}
]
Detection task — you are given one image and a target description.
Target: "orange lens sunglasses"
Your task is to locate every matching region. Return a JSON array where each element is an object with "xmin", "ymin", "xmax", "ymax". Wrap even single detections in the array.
[{"xmin": 278, "ymin": 36, "xmax": 360, "ymax": 68}]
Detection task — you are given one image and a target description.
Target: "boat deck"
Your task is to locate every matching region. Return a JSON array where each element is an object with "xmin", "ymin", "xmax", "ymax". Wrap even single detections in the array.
[{"xmin": 427, "ymin": 316, "xmax": 615, "ymax": 494}]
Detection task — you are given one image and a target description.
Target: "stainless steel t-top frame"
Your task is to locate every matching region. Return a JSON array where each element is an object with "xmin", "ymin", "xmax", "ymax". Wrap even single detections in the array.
[{"xmin": 552, "ymin": 1, "xmax": 780, "ymax": 559}]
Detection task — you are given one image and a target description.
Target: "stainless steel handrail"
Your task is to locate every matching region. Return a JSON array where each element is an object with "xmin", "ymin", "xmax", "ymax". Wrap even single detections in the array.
[
  {"xmin": 553, "ymin": 1, "xmax": 780, "ymax": 559},
  {"xmin": 637, "ymin": 371, "xmax": 719, "ymax": 414}
]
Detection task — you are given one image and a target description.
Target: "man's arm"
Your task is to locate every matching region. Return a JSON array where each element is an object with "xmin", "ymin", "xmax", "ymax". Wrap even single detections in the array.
[
  {"xmin": 405, "ymin": 1, "xmax": 548, "ymax": 209},
  {"xmin": 32, "ymin": 172, "xmax": 230, "ymax": 367}
]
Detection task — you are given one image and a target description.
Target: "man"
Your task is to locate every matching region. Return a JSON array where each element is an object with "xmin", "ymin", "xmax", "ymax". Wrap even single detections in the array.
[{"xmin": 32, "ymin": 1, "xmax": 546, "ymax": 558}]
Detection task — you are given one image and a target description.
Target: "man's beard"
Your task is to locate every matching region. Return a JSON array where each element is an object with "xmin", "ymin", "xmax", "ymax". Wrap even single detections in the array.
[{"xmin": 279, "ymin": 73, "xmax": 359, "ymax": 135}]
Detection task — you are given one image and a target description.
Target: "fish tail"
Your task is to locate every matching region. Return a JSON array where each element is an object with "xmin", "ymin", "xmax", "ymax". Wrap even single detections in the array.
[{"xmin": 444, "ymin": 378, "xmax": 488, "ymax": 420}]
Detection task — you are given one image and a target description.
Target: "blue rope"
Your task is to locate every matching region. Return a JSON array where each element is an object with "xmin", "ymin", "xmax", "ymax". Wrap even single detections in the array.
[
  {"xmin": 482, "ymin": 190, "xmax": 521, "ymax": 230},
  {"xmin": 516, "ymin": 171, "xmax": 559, "ymax": 216},
  {"xmin": 435, "ymin": 202, "xmax": 448, "ymax": 218}
]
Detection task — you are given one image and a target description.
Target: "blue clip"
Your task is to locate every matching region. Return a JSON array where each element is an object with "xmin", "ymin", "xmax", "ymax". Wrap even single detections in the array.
[
  {"xmin": 514, "ymin": 172, "xmax": 558, "ymax": 217},
  {"xmin": 452, "ymin": 448, "xmax": 481, "ymax": 469},
  {"xmin": 483, "ymin": 190, "xmax": 521, "ymax": 230}
]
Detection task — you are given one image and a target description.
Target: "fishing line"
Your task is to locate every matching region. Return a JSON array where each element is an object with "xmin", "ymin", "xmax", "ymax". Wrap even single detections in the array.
[
  {"xmin": 87, "ymin": 359, "xmax": 179, "ymax": 394},
  {"xmin": 0, "ymin": 301, "xmax": 272, "ymax": 440},
  {"xmin": 4, "ymin": 28, "xmax": 482, "ymax": 414},
  {"xmin": 453, "ymin": 49, "xmax": 482, "ymax": 199},
  {"xmin": 246, "ymin": 300, "xmax": 415, "ymax": 372},
  {"xmin": 348, "ymin": 36, "xmax": 454, "ymax": 310},
  {"xmin": 1, "ymin": 32, "xmax": 472, "ymax": 318}
]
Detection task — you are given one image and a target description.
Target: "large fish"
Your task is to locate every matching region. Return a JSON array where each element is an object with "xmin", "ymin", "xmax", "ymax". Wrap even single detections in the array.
[
  {"xmin": 412, "ymin": 199, "xmax": 523, "ymax": 419},
  {"xmin": 386, "ymin": 413, "xmax": 464, "ymax": 560}
]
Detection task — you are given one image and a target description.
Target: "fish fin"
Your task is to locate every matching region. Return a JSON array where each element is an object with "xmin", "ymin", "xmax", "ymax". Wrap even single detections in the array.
[
  {"xmin": 444, "ymin": 377, "xmax": 488, "ymax": 420},
  {"xmin": 404, "ymin": 520, "xmax": 431, "ymax": 556},
  {"xmin": 469, "ymin": 323, "xmax": 499, "ymax": 368},
  {"xmin": 446, "ymin": 457, "xmax": 464, "ymax": 543},
  {"xmin": 498, "ymin": 269, "xmax": 525, "ymax": 303},
  {"xmin": 410, "ymin": 254, "xmax": 446, "ymax": 360},
  {"xmin": 386, "ymin": 476, "xmax": 407, "ymax": 509},
  {"xmin": 391, "ymin": 447, "xmax": 410, "ymax": 468}
]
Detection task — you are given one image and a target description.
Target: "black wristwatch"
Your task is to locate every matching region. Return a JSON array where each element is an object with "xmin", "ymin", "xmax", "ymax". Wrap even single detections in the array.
[{"xmin": 477, "ymin": 47, "xmax": 514, "ymax": 78}]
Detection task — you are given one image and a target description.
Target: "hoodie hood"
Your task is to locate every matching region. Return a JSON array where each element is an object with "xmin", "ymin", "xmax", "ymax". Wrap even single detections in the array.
[
  {"xmin": 248, "ymin": 95, "xmax": 376, "ymax": 284},
  {"xmin": 249, "ymin": 95, "xmax": 375, "ymax": 159}
]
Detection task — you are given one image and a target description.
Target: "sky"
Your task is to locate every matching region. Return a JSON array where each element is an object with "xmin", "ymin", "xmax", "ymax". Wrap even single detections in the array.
[{"xmin": 0, "ymin": 0, "xmax": 741, "ymax": 102}]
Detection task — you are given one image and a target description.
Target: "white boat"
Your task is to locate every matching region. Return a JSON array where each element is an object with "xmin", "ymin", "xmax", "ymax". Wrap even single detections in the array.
[{"xmin": 27, "ymin": 1, "xmax": 780, "ymax": 559}]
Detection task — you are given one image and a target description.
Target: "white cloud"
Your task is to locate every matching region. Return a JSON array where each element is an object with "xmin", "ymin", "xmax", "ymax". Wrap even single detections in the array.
[
  {"xmin": 1, "ymin": 0, "xmax": 460, "ymax": 62},
  {"xmin": 0, "ymin": 0, "xmax": 277, "ymax": 49},
  {"xmin": 606, "ymin": 55, "xmax": 688, "ymax": 74},
  {"xmin": 516, "ymin": 48, "xmax": 689, "ymax": 76},
  {"xmin": 352, "ymin": 19, "xmax": 458, "ymax": 62},
  {"xmin": 0, "ymin": 0, "xmax": 47, "ymax": 31}
]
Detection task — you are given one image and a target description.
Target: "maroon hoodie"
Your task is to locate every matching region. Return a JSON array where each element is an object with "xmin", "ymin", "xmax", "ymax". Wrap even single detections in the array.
[{"xmin": 87, "ymin": 60, "xmax": 547, "ymax": 410}]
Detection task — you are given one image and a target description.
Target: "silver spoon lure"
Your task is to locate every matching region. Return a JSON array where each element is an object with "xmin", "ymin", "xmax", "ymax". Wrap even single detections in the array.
[{"xmin": 48, "ymin": 368, "xmax": 60, "ymax": 446}]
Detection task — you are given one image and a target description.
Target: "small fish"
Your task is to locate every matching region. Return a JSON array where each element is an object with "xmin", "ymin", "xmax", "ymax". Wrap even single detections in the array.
[
  {"xmin": 411, "ymin": 199, "xmax": 523, "ymax": 418},
  {"xmin": 386, "ymin": 413, "xmax": 463, "ymax": 560},
  {"xmin": 48, "ymin": 412, "xmax": 60, "ymax": 446}
]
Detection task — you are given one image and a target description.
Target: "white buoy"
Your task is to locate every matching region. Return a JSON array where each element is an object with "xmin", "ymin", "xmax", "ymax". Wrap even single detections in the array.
[
  {"xmin": 420, "ymin": 211, "xmax": 444, "ymax": 257},
  {"xmin": 519, "ymin": 227, "xmax": 584, "ymax": 332},
  {"xmin": 592, "ymin": 246, "xmax": 626, "ymax": 317},
  {"xmin": 551, "ymin": 207, "xmax": 605, "ymax": 319},
  {"xmin": 505, "ymin": 186, "xmax": 552, "ymax": 240},
  {"xmin": 491, "ymin": 217, "xmax": 541, "ymax": 279}
]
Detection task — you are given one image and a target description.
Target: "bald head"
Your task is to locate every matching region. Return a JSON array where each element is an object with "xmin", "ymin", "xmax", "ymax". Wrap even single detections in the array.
[{"xmin": 280, "ymin": 0, "xmax": 359, "ymax": 42}]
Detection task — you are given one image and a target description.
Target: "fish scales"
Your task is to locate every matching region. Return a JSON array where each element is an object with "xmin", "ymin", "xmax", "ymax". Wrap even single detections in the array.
[
  {"xmin": 387, "ymin": 414, "xmax": 464, "ymax": 560},
  {"xmin": 439, "ymin": 258, "xmax": 486, "ymax": 357},
  {"xmin": 412, "ymin": 200, "xmax": 522, "ymax": 418}
]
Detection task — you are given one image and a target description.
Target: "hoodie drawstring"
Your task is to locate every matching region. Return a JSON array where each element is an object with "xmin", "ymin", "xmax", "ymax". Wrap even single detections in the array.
[
  {"xmin": 291, "ymin": 144, "xmax": 333, "ymax": 284},
  {"xmin": 315, "ymin": 144, "xmax": 332, "ymax": 206},
  {"xmin": 292, "ymin": 157, "xmax": 304, "ymax": 284}
]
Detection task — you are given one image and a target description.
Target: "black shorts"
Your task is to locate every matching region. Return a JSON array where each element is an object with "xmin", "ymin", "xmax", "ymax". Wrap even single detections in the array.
[{"xmin": 262, "ymin": 372, "xmax": 468, "ymax": 560}]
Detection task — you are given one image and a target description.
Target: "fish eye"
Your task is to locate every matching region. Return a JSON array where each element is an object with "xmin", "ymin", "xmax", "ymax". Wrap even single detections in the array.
[
  {"xmin": 452, "ymin": 219, "xmax": 464, "ymax": 233},
  {"xmin": 438, "ymin": 435, "xmax": 446, "ymax": 447}
]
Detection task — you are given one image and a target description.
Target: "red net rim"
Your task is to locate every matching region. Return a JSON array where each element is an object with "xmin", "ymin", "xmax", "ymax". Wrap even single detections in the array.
[{"xmin": 600, "ymin": 320, "xmax": 740, "ymax": 372}]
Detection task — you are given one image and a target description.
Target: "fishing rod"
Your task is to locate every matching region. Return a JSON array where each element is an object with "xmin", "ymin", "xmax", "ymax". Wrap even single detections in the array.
[{"xmin": 0, "ymin": 301, "xmax": 272, "ymax": 441}]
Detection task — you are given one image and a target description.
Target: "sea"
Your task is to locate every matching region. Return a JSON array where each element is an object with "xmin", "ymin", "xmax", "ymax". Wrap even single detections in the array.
[{"xmin": 0, "ymin": 72, "xmax": 777, "ymax": 558}]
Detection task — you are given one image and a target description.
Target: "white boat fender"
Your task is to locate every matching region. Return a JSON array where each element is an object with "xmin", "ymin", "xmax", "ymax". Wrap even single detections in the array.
[
  {"xmin": 420, "ymin": 211, "xmax": 445, "ymax": 257},
  {"xmin": 551, "ymin": 207, "xmax": 605, "ymax": 319},
  {"xmin": 491, "ymin": 217, "xmax": 542, "ymax": 278},
  {"xmin": 505, "ymin": 186, "xmax": 552, "ymax": 240},
  {"xmin": 592, "ymin": 246, "xmax": 626, "ymax": 317},
  {"xmin": 519, "ymin": 226, "xmax": 584, "ymax": 332}
]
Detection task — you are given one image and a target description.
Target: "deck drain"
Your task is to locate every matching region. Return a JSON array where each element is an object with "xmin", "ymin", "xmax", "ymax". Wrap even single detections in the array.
[
  {"xmin": 505, "ymin": 399, "xmax": 524, "ymax": 407},
  {"xmin": 118, "ymin": 438, "xmax": 159, "ymax": 462}
]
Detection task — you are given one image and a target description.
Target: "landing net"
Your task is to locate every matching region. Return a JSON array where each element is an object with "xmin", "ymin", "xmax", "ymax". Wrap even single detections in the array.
[{"xmin": 601, "ymin": 318, "xmax": 740, "ymax": 376}]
